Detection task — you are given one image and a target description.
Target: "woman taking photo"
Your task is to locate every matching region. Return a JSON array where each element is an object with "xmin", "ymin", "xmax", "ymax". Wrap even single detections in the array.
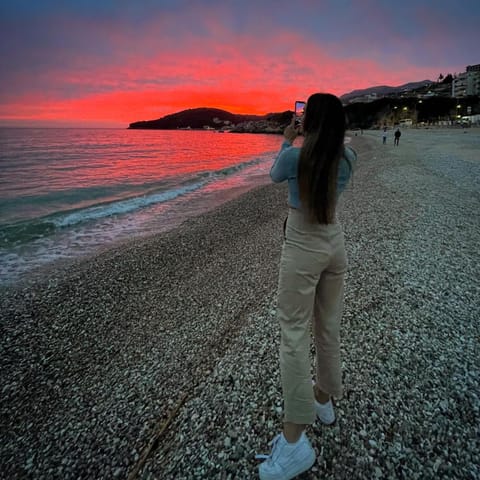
[{"xmin": 258, "ymin": 93, "xmax": 356, "ymax": 479}]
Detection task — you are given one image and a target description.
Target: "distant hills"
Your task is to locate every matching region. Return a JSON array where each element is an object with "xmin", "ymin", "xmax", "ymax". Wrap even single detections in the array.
[
  {"xmin": 129, "ymin": 108, "xmax": 292, "ymax": 133},
  {"xmin": 340, "ymin": 80, "xmax": 433, "ymax": 102},
  {"xmin": 128, "ymin": 79, "xmax": 479, "ymax": 131},
  {"xmin": 129, "ymin": 108, "xmax": 260, "ymax": 130}
]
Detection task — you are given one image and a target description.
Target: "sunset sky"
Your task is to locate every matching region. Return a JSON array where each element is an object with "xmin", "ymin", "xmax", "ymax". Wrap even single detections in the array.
[{"xmin": 1, "ymin": 0, "xmax": 479, "ymax": 127}]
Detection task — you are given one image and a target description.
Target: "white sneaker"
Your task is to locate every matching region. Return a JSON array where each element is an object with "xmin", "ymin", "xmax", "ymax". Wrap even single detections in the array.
[
  {"xmin": 256, "ymin": 432, "xmax": 316, "ymax": 480},
  {"xmin": 315, "ymin": 399, "xmax": 335, "ymax": 425}
]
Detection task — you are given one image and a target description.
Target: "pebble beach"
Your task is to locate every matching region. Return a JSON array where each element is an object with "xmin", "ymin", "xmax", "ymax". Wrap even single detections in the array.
[{"xmin": 1, "ymin": 128, "xmax": 479, "ymax": 479}]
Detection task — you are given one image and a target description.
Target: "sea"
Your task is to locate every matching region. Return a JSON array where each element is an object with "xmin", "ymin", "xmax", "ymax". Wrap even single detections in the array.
[{"xmin": 0, "ymin": 128, "xmax": 283, "ymax": 286}]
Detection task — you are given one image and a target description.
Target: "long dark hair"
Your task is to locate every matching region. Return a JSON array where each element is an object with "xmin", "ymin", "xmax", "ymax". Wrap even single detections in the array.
[{"xmin": 298, "ymin": 93, "xmax": 347, "ymax": 224}]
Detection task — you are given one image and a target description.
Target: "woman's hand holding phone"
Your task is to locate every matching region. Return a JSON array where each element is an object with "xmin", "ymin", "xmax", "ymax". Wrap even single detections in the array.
[{"xmin": 283, "ymin": 116, "xmax": 299, "ymax": 144}]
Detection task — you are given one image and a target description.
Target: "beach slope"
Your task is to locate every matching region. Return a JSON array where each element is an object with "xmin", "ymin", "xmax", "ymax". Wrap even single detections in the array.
[{"xmin": 1, "ymin": 129, "xmax": 479, "ymax": 479}]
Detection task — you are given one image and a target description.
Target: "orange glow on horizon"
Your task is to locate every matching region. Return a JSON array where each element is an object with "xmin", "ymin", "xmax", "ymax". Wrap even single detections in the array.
[
  {"xmin": 0, "ymin": 59, "xmax": 435, "ymax": 128},
  {"xmin": 0, "ymin": 10, "xmax": 463, "ymax": 128}
]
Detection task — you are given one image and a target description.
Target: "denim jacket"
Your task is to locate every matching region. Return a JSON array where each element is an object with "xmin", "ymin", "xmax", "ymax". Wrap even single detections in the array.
[{"xmin": 270, "ymin": 140, "xmax": 356, "ymax": 209}]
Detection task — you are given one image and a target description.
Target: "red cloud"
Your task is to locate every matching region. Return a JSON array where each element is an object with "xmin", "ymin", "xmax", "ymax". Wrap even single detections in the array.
[{"xmin": 0, "ymin": 13, "xmax": 454, "ymax": 127}]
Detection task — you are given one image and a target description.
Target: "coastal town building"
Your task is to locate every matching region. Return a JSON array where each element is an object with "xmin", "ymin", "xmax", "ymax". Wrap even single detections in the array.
[
  {"xmin": 452, "ymin": 64, "xmax": 480, "ymax": 97},
  {"xmin": 467, "ymin": 64, "xmax": 480, "ymax": 72},
  {"xmin": 348, "ymin": 93, "xmax": 379, "ymax": 104}
]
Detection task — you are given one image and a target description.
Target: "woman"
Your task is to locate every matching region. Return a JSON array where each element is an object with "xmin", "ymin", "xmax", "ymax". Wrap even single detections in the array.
[{"xmin": 257, "ymin": 93, "xmax": 356, "ymax": 479}]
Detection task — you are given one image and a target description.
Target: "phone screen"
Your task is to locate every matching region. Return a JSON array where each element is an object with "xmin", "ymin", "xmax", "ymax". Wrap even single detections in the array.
[{"xmin": 295, "ymin": 101, "xmax": 306, "ymax": 125}]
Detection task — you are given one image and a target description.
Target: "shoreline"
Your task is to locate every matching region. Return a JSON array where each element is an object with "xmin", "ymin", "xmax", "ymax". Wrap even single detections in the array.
[
  {"xmin": 0, "ymin": 177, "xmax": 276, "ymax": 293},
  {"xmin": 0, "ymin": 128, "xmax": 358, "ymax": 292},
  {"xmin": 0, "ymin": 170, "xmax": 295, "ymax": 477},
  {"xmin": 1, "ymin": 131, "xmax": 479, "ymax": 479}
]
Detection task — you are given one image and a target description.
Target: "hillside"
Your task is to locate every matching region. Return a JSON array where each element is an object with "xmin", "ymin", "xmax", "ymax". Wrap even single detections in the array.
[
  {"xmin": 128, "ymin": 108, "xmax": 292, "ymax": 133},
  {"xmin": 128, "ymin": 91, "xmax": 479, "ymax": 132},
  {"xmin": 129, "ymin": 108, "xmax": 261, "ymax": 130},
  {"xmin": 340, "ymin": 80, "xmax": 433, "ymax": 102}
]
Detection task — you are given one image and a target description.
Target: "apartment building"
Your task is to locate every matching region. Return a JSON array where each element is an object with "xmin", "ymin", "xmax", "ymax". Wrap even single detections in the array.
[{"xmin": 452, "ymin": 64, "xmax": 480, "ymax": 97}]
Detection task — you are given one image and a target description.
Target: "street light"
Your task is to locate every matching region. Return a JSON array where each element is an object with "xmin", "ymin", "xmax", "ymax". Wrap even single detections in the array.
[{"xmin": 414, "ymin": 100, "xmax": 422, "ymax": 126}]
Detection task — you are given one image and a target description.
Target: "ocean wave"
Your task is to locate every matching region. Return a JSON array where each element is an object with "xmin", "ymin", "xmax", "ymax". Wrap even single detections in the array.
[
  {"xmin": 53, "ymin": 180, "xmax": 207, "ymax": 228},
  {"xmin": 199, "ymin": 157, "xmax": 261, "ymax": 178},
  {"xmin": 0, "ymin": 181, "xmax": 207, "ymax": 247},
  {"xmin": 0, "ymin": 155, "xmax": 266, "ymax": 247}
]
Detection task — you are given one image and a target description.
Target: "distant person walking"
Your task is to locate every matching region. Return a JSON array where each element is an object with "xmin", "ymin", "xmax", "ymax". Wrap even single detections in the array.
[
  {"xmin": 394, "ymin": 128, "xmax": 401, "ymax": 146},
  {"xmin": 257, "ymin": 93, "xmax": 356, "ymax": 480},
  {"xmin": 382, "ymin": 127, "xmax": 387, "ymax": 145}
]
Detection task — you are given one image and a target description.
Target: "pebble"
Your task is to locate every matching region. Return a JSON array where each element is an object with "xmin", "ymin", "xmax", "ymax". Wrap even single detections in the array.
[{"xmin": 1, "ymin": 130, "xmax": 479, "ymax": 479}]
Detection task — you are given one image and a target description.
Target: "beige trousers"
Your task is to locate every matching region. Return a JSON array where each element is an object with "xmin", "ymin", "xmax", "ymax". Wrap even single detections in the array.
[{"xmin": 277, "ymin": 208, "xmax": 347, "ymax": 424}]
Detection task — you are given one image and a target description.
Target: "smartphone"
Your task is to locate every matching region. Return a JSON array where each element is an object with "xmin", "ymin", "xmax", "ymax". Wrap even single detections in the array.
[{"xmin": 294, "ymin": 101, "xmax": 306, "ymax": 127}]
